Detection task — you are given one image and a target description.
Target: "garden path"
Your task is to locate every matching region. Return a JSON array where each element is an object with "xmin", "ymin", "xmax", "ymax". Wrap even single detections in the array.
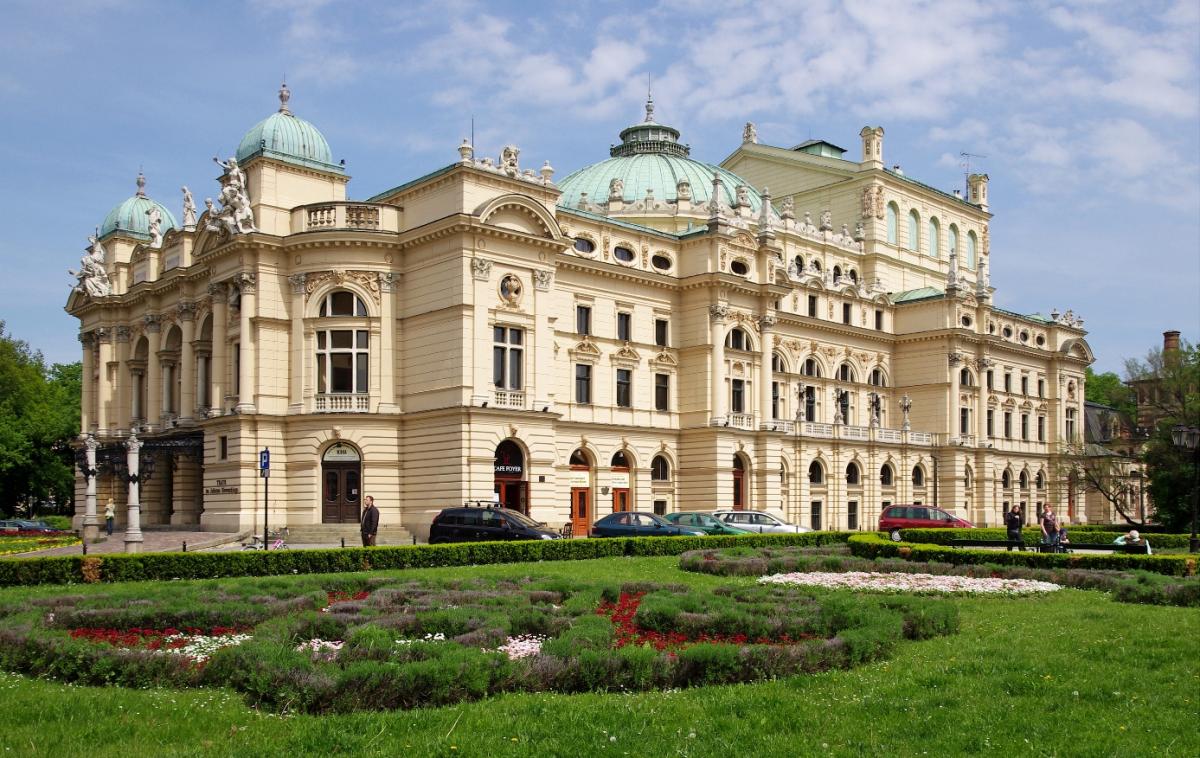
[{"xmin": 1, "ymin": 530, "xmax": 241, "ymax": 558}]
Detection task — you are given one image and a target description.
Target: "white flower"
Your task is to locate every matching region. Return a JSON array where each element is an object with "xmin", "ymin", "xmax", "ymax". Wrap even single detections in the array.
[
  {"xmin": 295, "ymin": 638, "xmax": 344, "ymax": 662},
  {"xmin": 493, "ymin": 634, "xmax": 547, "ymax": 660},
  {"xmin": 156, "ymin": 633, "xmax": 252, "ymax": 663},
  {"xmin": 758, "ymin": 571, "xmax": 1061, "ymax": 595}
]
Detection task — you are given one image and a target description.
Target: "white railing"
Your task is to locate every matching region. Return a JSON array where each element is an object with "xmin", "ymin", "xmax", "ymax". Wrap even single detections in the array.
[
  {"xmin": 876, "ymin": 428, "xmax": 902, "ymax": 443},
  {"xmin": 314, "ymin": 393, "xmax": 370, "ymax": 413},
  {"xmin": 842, "ymin": 425, "xmax": 870, "ymax": 440},
  {"xmin": 727, "ymin": 413, "xmax": 756, "ymax": 430},
  {"xmin": 760, "ymin": 420, "xmax": 795, "ymax": 433},
  {"xmin": 492, "ymin": 390, "xmax": 526, "ymax": 410},
  {"xmin": 803, "ymin": 422, "xmax": 835, "ymax": 438},
  {"xmin": 292, "ymin": 202, "xmax": 399, "ymax": 233},
  {"xmin": 909, "ymin": 431, "xmax": 934, "ymax": 445},
  {"xmin": 952, "ymin": 435, "xmax": 976, "ymax": 447}
]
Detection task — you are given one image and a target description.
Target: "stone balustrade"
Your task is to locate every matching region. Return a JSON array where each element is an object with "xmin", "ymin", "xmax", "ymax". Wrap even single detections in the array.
[{"xmin": 291, "ymin": 202, "xmax": 400, "ymax": 233}]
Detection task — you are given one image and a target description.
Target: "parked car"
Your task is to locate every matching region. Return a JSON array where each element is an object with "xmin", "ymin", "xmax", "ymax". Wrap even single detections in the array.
[
  {"xmin": 12, "ymin": 520, "xmax": 58, "ymax": 533},
  {"xmin": 878, "ymin": 504, "xmax": 973, "ymax": 541},
  {"xmin": 664, "ymin": 511, "xmax": 752, "ymax": 535},
  {"xmin": 428, "ymin": 505, "xmax": 561, "ymax": 544},
  {"xmin": 590, "ymin": 511, "xmax": 706, "ymax": 538},
  {"xmin": 0, "ymin": 520, "xmax": 21, "ymax": 532},
  {"xmin": 711, "ymin": 510, "xmax": 813, "ymax": 534}
]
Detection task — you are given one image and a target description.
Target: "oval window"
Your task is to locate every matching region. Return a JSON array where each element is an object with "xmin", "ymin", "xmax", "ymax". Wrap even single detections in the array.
[
  {"xmin": 1019, "ymin": 330, "xmax": 1029, "ymax": 343},
  {"xmin": 1002, "ymin": 326, "xmax": 1013, "ymax": 338},
  {"xmin": 730, "ymin": 260, "xmax": 749, "ymax": 275},
  {"xmin": 651, "ymin": 254, "xmax": 672, "ymax": 271},
  {"xmin": 613, "ymin": 246, "xmax": 635, "ymax": 263},
  {"xmin": 1035, "ymin": 334, "xmax": 1046, "ymax": 347},
  {"xmin": 574, "ymin": 238, "xmax": 595, "ymax": 254},
  {"xmin": 961, "ymin": 315, "xmax": 972, "ymax": 327}
]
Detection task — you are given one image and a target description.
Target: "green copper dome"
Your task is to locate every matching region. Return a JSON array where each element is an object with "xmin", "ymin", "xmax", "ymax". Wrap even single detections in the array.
[
  {"xmin": 235, "ymin": 84, "xmax": 342, "ymax": 173},
  {"xmin": 99, "ymin": 173, "xmax": 179, "ymax": 240},
  {"xmin": 558, "ymin": 98, "xmax": 767, "ymax": 214}
]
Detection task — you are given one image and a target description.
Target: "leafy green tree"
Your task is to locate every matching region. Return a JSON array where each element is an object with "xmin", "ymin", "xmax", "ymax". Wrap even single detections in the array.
[
  {"xmin": 1084, "ymin": 367, "xmax": 1135, "ymax": 418},
  {"xmin": 0, "ymin": 322, "xmax": 81, "ymax": 516},
  {"xmin": 1125, "ymin": 340, "xmax": 1200, "ymax": 531}
]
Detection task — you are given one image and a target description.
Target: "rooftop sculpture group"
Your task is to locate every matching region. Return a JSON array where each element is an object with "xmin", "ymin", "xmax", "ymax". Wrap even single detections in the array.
[
  {"xmin": 205, "ymin": 156, "xmax": 257, "ymax": 237},
  {"xmin": 69, "ymin": 228, "xmax": 112, "ymax": 299}
]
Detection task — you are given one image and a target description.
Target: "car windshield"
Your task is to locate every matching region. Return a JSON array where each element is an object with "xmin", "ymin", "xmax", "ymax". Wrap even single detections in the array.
[{"xmin": 501, "ymin": 509, "xmax": 542, "ymax": 528}]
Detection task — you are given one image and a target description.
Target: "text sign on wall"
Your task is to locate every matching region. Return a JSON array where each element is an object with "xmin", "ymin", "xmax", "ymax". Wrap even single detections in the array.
[
  {"xmin": 567, "ymin": 471, "xmax": 590, "ymax": 488},
  {"xmin": 323, "ymin": 443, "xmax": 361, "ymax": 463},
  {"xmin": 610, "ymin": 473, "xmax": 629, "ymax": 489}
]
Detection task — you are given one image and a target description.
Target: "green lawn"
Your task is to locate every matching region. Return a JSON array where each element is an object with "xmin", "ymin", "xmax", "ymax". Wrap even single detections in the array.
[{"xmin": 0, "ymin": 556, "xmax": 1196, "ymax": 757}]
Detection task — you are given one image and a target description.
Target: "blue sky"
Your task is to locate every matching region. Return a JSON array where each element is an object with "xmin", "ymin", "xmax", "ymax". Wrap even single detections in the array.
[{"xmin": 0, "ymin": 0, "xmax": 1196, "ymax": 373}]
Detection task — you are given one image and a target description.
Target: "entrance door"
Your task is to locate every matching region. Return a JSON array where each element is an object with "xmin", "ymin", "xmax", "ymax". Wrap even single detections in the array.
[
  {"xmin": 571, "ymin": 488, "xmax": 590, "ymax": 537},
  {"xmin": 494, "ymin": 480, "xmax": 528, "ymax": 514},
  {"xmin": 322, "ymin": 443, "xmax": 362, "ymax": 523},
  {"xmin": 732, "ymin": 457, "xmax": 746, "ymax": 510},
  {"xmin": 612, "ymin": 489, "xmax": 630, "ymax": 513}
]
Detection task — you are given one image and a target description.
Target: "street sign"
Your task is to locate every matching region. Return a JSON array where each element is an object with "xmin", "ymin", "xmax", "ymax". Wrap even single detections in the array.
[{"xmin": 260, "ymin": 448, "xmax": 270, "ymax": 471}]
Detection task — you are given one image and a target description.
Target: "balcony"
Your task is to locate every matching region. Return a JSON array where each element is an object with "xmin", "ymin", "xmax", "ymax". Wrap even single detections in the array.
[
  {"xmin": 492, "ymin": 390, "xmax": 526, "ymax": 410},
  {"xmin": 711, "ymin": 413, "xmax": 756, "ymax": 430},
  {"xmin": 314, "ymin": 393, "xmax": 370, "ymax": 413},
  {"xmin": 291, "ymin": 202, "xmax": 401, "ymax": 234},
  {"xmin": 759, "ymin": 420, "xmax": 796, "ymax": 433},
  {"xmin": 951, "ymin": 435, "xmax": 976, "ymax": 447}
]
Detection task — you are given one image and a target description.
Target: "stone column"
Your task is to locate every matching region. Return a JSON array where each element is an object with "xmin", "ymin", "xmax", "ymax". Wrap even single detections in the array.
[
  {"xmin": 378, "ymin": 272, "xmax": 399, "ymax": 413},
  {"xmin": 124, "ymin": 433, "xmax": 144, "ymax": 553},
  {"xmin": 234, "ymin": 272, "xmax": 257, "ymax": 414},
  {"xmin": 178, "ymin": 302, "xmax": 196, "ymax": 424},
  {"xmin": 144, "ymin": 315, "xmax": 162, "ymax": 429},
  {"xmin": 709, "ymin": 305, "xmax": 727, "ymax": 424},
  {"xmin": 287, "ymin": 274, "xmax": 307, "ymax": 413},
  {"xmin": 209, "ymin": 283, "xmax": 228, "ymax": 416},
  {"xmin": 80, "ymin": 332, "xmax": 94, "ymax": 433},
  {"xmin": 81, "ymin": 434, "xmax": 101, "ymax": 542},
  {"xmin": 95, "ymin": 328, "xmax": 113, "ymax": 432},
  {"xmin": 758, "ymin": 313, "xmax": 776, "ymax": 424},
  {"xmin": 115, "ymin": 326, "xmax": 131, "ymax": 431}
]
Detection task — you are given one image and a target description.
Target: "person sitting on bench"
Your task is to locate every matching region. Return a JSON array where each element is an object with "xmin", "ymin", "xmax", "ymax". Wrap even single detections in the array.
[{"xmin": 1113, "ymin": 530, "xmax": 1152, "ymax": 554}]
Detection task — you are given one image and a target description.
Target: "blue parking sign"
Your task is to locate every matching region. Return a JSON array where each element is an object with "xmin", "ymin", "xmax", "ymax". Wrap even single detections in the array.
[{"xmin": 260, "ymin": 448, "xmax": 270, "ymax": 471}]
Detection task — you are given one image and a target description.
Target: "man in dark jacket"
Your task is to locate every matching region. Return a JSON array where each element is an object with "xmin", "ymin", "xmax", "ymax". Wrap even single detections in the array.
[
  {"xmin": 360, "ymin": 495, "xmax": 379, "ymax": 547},
  {"xmin": 1004, "ymin": 504, "xmax": 1024, "ymax": 551}
]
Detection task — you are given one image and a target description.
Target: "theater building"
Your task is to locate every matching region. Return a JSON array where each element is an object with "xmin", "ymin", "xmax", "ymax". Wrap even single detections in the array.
[{"xmin": 68, "ymin": 87, "xmax": 1094, "ymax": 543}]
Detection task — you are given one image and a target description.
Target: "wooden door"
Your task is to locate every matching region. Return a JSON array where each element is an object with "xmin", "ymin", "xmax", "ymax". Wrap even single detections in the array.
[
  {"xmin": 612, "ymin": 489, "xmax": 630, "ymax": 513},
  {"xmin": 571, "ymin": 488, "xmax": 590, "ymax": 537},
  {"xmin": 322, "ymin": 463, "xmax": 361, "ymax": 523},
  {"xmin": 732, "ymin": 467, "xmax": 745, "ymax": 510}
]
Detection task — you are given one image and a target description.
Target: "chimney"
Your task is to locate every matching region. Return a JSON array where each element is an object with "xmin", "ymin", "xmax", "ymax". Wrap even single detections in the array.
[
  {"xmin": 1163, "ymin": 330, "xmax": 1181, "ymax": 352},
  {"xmin": 859, "ymin": 126, "xmax": 884, "ymax": 170},
  {"xmin": 967, "ymin": 173, "xmax": 989, "ymax": 212}
]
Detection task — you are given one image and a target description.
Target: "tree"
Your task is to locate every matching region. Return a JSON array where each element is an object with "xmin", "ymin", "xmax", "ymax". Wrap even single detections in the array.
[
  {"xmin": 1084, "ymin": 367, "xmax": 1134, "ymax": 418},
  {"xmin": 0, "ymin": 322, "xmax": 81, "ymax": 516},
  {"xmin": 1125, "ymin": 339, "xmax": 1199, "ymax": 531}
]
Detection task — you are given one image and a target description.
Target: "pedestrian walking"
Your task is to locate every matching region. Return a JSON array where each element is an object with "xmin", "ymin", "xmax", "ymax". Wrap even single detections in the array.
[
  {"xmin": 1004, "ymin": 503, "xmax": 1025, "ymax": 551},
  {"xmin": 360, "ymin": 495, "xmax": 379, "ymax": 547},
  {"xmin": 104, "ymin": 499, "xmax": 115, "ymax": 536}
]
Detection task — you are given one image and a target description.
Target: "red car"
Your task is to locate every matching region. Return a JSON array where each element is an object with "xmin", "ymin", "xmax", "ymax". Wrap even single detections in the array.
[{"xmin": 878, "ymin": 504, "xmax": 973, "ymax": 541}]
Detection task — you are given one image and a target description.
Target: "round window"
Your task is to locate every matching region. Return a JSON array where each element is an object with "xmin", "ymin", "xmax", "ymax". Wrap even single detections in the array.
[
  {"xmin": 1036, "ymin": 334, "xmax": 1046, "ymax": 347},
  {"xmin": 573, "ymin": 238, "xmax": 595, "ymax": 254},
  {"xmin": 961, "ymin": 315, "xmax": 972, "ymax": 327},
  {"xmin": 1002, "ymin": 326, "xmax": 1013, "ymax": 338},
  {"xmin": 613, "ymin": 246, "xmax": 635, "ymax": 263},
  {"xmin": 730, "ymin": 260, "xmax": 749, "ymax": 275},
  {"xmin": 651, "ymin": 254, "xmax": 672, "ymax": 271},
  {"xmin": 1019, "ymin": 330, "xmax": 1029, "ymax": 343}
]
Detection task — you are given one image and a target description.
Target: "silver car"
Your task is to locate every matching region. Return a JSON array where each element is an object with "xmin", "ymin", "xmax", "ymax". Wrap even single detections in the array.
[{"xmin": 711, "ymin": 510, "xmax": 813, "ymax": 533}]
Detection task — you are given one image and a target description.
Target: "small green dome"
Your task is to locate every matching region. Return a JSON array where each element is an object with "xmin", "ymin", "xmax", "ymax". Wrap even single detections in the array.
[
  {"xmin": 235, "ymin": 84, "xmax": 342, "ymax": 172},
  {"xmin": 99, "ymin": 173, "xmax": 179, "ymax": 240},
  {"xmin": 558, "ymin": 98, "xmax": 767, "ymax": 214}
]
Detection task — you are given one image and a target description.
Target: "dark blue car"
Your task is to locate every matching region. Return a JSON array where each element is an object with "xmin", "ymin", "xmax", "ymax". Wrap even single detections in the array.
[{"xmin": 590, "ymin": 511, "xmax": 705, "ymax": 538}]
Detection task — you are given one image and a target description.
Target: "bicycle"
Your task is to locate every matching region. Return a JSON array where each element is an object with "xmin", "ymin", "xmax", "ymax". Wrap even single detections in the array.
[{"xmin": 242, "ymin": 526, "xmax": 289, "ymax": 550}]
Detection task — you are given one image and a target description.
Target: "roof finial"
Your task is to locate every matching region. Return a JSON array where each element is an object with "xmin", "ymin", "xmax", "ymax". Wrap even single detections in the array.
[
  {"xmin": 135, "ymin": 170, "xmax": 146, "ymax": 198},
  {"xmin": 278, "ymin": 80, "xmax": 292, "ymax": 114},
  {"xmin": 644, "ymin": 74, "xmax": 655, "ymax": 123}
]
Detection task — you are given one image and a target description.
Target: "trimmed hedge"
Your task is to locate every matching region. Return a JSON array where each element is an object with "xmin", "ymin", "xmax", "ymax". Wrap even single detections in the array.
[
  {"xmin": 0, "ymin": 531, "xmax": 851, "ymax": 587},
  {"xmin": 848, "ymin": 533, "xmax": 1197, "ymax": 577},
  {"xmin": 896, "ymin": 527, "xmax": 1195, "ymax": 550}
]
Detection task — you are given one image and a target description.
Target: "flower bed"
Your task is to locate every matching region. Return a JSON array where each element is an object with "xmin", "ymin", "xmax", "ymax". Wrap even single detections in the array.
[
  {"xmin": 760, "ymin": 571, "xmax": 1061, "ymax": 595},
  {"xmin": 0, "ymin": 575, "xmax": 957, "ymax": 713},
  {"xmin": 0, "ymin": 532, "xmax": 80, "ymax": 557}
]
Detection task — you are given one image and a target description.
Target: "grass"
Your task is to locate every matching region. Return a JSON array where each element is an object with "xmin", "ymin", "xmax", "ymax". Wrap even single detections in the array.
[{"xmin": 0, "ymin": 556, "xmax": 1197, "ymax": 757}]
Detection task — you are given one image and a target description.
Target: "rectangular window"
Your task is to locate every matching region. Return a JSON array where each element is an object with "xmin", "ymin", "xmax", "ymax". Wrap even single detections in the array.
[
  {"xmin": 1021, "ymin": 376, "xmax": 1029, "ymax": 395},
  {"xmin": 810, "ymin": 501, "xmax": 822, "ymax": 531},
  {"xmin": 987, "ymin": 409, "xmax": 994, "ymax": 437},
  {"xmin": 731, "ymin": 378, "xmax": 745, "ymax": 414},
  {"xmin": 847, "ymin": 501, "xmax": 858, "ymax": 531},
  {"xmin": 808, "ymin": 295, "xmax": 818, "ymax": 318},
  {"xmin": 575, "ymin": 364, "xmax": 591, "ymax": 404},
  {"xmin": 1004, "ymin": 411, "xmax": 1012, "ymax": 439},
  {"xmin": 218, "ymin": 436, "xmax": 228, "ymax": 460},
  {"xmin": 1004, "ymin": 373, "xmax": 1012, "ymax": 393},
  {"xmin": 960, "ymin": 408, "xmax": 970, "ymax": 435},
  {"xmin": 842, "ymin": 303, "xmax": 852, "ymax": 325},
  {"xmin": 1037, "ymin": 415, "xmax": 1046, "ymax": 442},
  {"xmin": 654, "ymin": 318, "xmax": 669, "ymax": 347},
  {"xmin": 233, "ymin": 343, "xmax": 240, "ymax": 395},
  {"xmin": 655, "ymin": 373, "xmax": 669, "ymax": 411},
  {"xmin": 317, "ymin": 329, "xmax": 369, "ymax": 394},
  {"xmin": 1037, "ymin": 378, "xmax": 1045, "ymax": 398},
  {"xmin": 1021, "ymin": 413, "xmax": 1029, "ymax": 440},
  {"xmin": 576, "ymin": 305, "xmax": 591, "ymax": 336},
  {"xmin": 492, "ymin": 327, "xmax": 524, "ymax": 391},
  {"xmin": 772, "ymin": 381, "xmax": 781, "ymax": 419},
  {"xmin": 617, "ymin": 312, "xmax": 632, "ymax": 342},
  {"xmin": 874, "ymin": 309, "xmax": 883, "ymax": 330},
  {"xmin": 616, "ymin": 368, "xmax": 632, "ymax": 408},
  {"xmin": 653, "ymin": 500, "xmax": 667, "ymax": 516},
  {"xmin": 987, "ymin": 370, "xmax": 994, "ymax": 390}
]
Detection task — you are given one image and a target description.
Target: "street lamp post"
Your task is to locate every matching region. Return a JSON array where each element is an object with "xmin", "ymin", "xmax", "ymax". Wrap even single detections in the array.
[{"xmin": 1170, "ymin": 424, "xmax": 1200, "ymax": 553}]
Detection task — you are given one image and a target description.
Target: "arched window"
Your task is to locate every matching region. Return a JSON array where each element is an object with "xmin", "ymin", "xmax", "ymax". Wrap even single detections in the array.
[
  {"xmin": 912, "ymin": 465, "xmax": 925, "ymax": 487},
  {"xmin": 928, "ymin": 217, "xmax": 940, "ymax": 258},
  {"xmin": 869, "ymin": 368, "xmax": 886, "ymax": 387},
  {"xmin": 726, "ymin": 328, "xmax": 752, "ymax": 351},
  {"xmin": 848, "ymin": 269, "xmax": 858, "ymax": 284},
  {"xmin": 839, "ymin": 363, "xmax": 856, "ymax": 382},
  {"xmin": 793, "ymin": 255, "xmax": 804, "ymax": 274},
  {"xmin": 886, "ymin": 202, "xmax": 898, "ymax": 244},
  {"xmin": 802, "ymin": 358, "xmax": 822, "ymax": 378},
  {"xmin": 1002, "ymin": 470, "xmax": 1012, "ymax": 489},
  {"xmin": 772, "ymin": 353, "xmax": 787, "ymax": 373},
  {"xmin": 966, "ymin": 231, "xmax": 977, "ymax": 270},
  {"xmin": 569, "ymin": 449, "xmax": 591, "ymax": 467},
  {"xmin": 880, "ymin": 463, "xmax": 894, "ymax": 486},
  {"xmin": 846, "ymin": 461, "xmax": 861, "ymax": 485},
  {"xmin": 1019, "ymin": 471, "xmax": 1030, "ymax": 490},
  {"xmin": 811, "ymin": 259, "xmax": 822, "ymax": 273},
  {"xmin": 650, "ymin": 455, "xmax": 670, "ymax": 481},
  {"xmin": 949, "ymin": 224, "xmax": 959, "ymax": 260},
  {"xmin": 802, "ymin": 385, "xmax": 816, "ymax": 421},
  {"xmin": 964, "ymin": 466, "xmax": 973, "ymax": 489},
  {"xmin": 838, "ymin": 390, "xmax": 851, "ymax": 423},
  {"xmin": 960, "ymin": 368, "xmax": 973, "ymax": 387},
  {"xmin": 611, "ymin": 450, "xmax": 630, "ymax": 468},
  {"xmin": 1036, "ymin": 471, "xmax": 1045, "ymax": 490},
  {"xmin": 319, "ymin": 291, "xmax": 368, "ymax": 317},
  {"xmin": 907, "ymin": 210, "xmax": 920, "ymax": 251},
  {"xmin": 809, "ymin": 460, "xmax": 825, "ymax": 484},
  {"xmin": 833, "ymin": 265, "xmax": 843, "ymax": 283}
]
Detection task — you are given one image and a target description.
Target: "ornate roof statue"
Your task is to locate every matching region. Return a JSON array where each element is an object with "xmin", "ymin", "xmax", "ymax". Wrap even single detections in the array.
[
  {"xmin": 69, "ymin": 227, "xmax": 112, "ymax": 298},
  {"xmin": 181, "ymin": 186, "xmax": 197, "ymax": 229},
  {"xmin": 205, "ymin": 156, "xmax": 257, "ymax": 237},
  {"xmin": 743, "ymin": 122, "xmax": 758, "ymax": 144},
  {"xmin": 146, "ymin": 205, "xmax": 163, "ymax": 248}
]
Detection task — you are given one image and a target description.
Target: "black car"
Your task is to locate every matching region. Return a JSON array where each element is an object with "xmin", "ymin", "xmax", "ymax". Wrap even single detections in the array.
[
  {"xmin": 590, "ymin": 511, "xmax": 706, "ymax": 538},
  {"xmin": 428, "ymin": 505, "xmax": 561, "ymax": 544}
]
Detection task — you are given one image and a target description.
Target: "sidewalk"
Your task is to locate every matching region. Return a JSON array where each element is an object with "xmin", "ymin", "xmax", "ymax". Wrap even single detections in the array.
[{"xmin": 2, "ymin": 530, "xmax": 242, "ymax": 558}]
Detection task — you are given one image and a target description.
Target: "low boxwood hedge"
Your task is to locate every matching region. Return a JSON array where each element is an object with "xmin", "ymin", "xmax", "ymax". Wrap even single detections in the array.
[
  {"xmin": 895, "ymin": 527, "xmax": 1194, "ymax": 550},
  {"xmin": 0, "ymin": 531, "xmax": 851, "ymax": 587},
  {"xmin": 848, "ymin": 533, "xmax": 1196, "ymax": 577}
]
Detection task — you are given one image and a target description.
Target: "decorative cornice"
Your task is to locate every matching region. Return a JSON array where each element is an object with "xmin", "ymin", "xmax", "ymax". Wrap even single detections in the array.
[
  {"xmin": 177, "ymin": 301, "xmax": 196, "ymax": 321},
  {"xmin": 115, "ymin": 325, "xmax": 131, "ymax": 343},
  {"xmin": 533, "ymin": 269, "xmax": 552, "ymax": 291},
  {"xmin": 207, "ymin": 282, "xmax": 228, "ymax": 303},
  {"xmin": 143, "ymin": 314, "xmax": 162, "ymax": 333},
  {"xmin": 288, "ymin": 273, "xmax": 307, "ymax": 294},
  {"xmin": 378, "ymin": 272, "xmax": 398, "ymax": 293},
  {"xmin": 471, "ymin": 257, "xmax": 492, "ymax": 281},
  {"xmin": 235, "ymin": 272, "xmax": 257, "ymax": 294},
  {"xmin": 709, "ymin": 304, "xmax": 730, "ymax": 321}
]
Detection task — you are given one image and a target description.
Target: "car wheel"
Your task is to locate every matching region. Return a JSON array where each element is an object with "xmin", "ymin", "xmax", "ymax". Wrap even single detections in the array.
[{"xmin": 889, "ymin": 529, "xmax": 902, "ymax": 542}]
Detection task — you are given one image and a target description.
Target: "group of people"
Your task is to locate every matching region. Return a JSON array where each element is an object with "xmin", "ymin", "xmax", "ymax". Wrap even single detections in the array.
[{"xmin": 1004, "ymin": 504, "xmax": 1150, "ymax": 553}]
